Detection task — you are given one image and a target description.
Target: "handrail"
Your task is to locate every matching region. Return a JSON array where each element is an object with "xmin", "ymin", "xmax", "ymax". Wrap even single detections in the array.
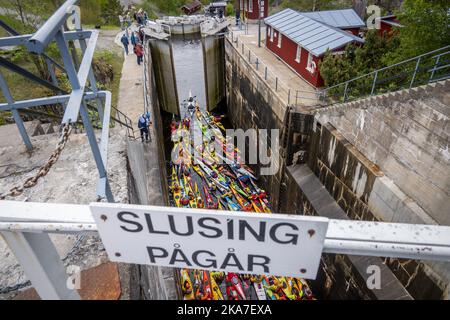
[{"xmin": 323, "ymin": 45, "xmax": 450, "ymax": 92}]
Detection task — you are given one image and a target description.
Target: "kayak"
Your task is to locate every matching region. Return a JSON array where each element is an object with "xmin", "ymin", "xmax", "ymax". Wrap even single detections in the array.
[{"xmin": 172, "ymin": 97, "xmax": 315, "ymax": 301}]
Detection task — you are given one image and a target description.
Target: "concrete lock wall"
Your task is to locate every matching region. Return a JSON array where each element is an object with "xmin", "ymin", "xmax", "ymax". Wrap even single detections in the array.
[
  {"xmin": 315, "ymin": 84, "xmax": 450, "ymax": 226},
  {"xmin": 223, "ymin": 38, "xmax": 407, "ymax": 299},
  {"xmin": 202, "ymin": 35, "xmax": 226, "ymax": 111},
  {"xmin": 306, "ymin": 81, "xmax": 450, "ymax": 299},
  {"xmin": 149, "ymin": 39, "xmax": 180, "ymax": 115},
  {"xmin": 225, "ymin": 30, "xmax": 450, "ymax": 298},
  {"xmin": 127, "ymin": 44, "xmax": 180, "ymax": 300},
  {"xmin": 170, "ymin": 23, "xmax": 201, "ymax": 35},
  {"xmin": 225, "ymin": 38, "xmax": 288, "ymax": 209}
]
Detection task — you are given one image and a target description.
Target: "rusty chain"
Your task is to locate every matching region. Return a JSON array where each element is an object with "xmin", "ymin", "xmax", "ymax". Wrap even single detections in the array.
[{"xmin": 0, "ymin": 123, "xmax": 73, "ymax": 200}]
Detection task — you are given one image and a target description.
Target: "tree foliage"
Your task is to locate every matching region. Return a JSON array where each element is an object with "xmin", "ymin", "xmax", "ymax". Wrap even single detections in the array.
[
  {"xmin": 99, "ymin": 0, "xmax": 123, "ymax": 26},
  {"xmin": 319, "ymin": 0, "xmax": 449, "ymax": 91},
  {"xmin": 320, "ymin": 30, "xmax": 395, "ymax": 87},
  {"xmin": 384, "ymin": 0, "xmax": 450, "ymax": 64}
]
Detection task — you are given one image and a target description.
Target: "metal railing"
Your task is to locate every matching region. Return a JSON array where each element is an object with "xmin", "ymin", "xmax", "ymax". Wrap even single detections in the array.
[
  {"xmin": 319, "ymin": 45, "xmax": 450, "ymax": 104},
  {"xmin": 110, "ymin": 105, "xmax": 136, "ymax": 140},
  {"xmin": 141, "ymin": 37, "xmax": 152, "ymax": 142},
  {"xmin": 227, "ymin": 31, "xmax": 320, "ymax": 107},
  {"xmin": 1, "ymin": 200, "xmax": 450, "ymax": 299}
]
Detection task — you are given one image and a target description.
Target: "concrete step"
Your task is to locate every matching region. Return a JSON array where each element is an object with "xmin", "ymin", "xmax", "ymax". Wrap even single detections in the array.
[
  {"xmin": 25, "ymin": 120, "xmax": 44, "ymax": 137},
  {"xmin": 40, "ymin": 123, "xmax": 55, "ymax": 135}
]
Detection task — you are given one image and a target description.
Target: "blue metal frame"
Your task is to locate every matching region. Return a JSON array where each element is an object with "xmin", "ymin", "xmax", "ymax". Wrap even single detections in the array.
[{"xmin": 0, "ymin": 0, "xmax": 114, "ymax": 202}]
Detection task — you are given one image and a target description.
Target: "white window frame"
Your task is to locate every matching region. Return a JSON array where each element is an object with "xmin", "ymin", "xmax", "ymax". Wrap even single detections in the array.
[
  {"xmin": 295, "ymin": 45, "xmax": 301, "ymax": 63},
  {"xmin": 306, "ymin": 52, "xmax": 315, "ymax": 73},
  {"xmin": 248, "ymin": 0, "xmax": 253, "ymax": 12},
  {"xmin": 269, "ymin": 27, "xmax": 273, "ymax": 42},
  {"xmin": 277, "ymin": 33, "xmax": 282, "ymax": 48}
]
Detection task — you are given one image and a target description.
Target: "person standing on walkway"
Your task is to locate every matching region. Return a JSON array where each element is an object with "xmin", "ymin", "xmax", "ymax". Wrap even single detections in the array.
[
  {"xmin": 130, "ymin": 31, "xmax": 137, "ymax": 47},
  {"xmin": 134, "ymin": 43, "xmax": 144, "ymax": 65},
  {"xmin": 138, "ymin": 113, "xmax": 149, "ymax": 142},
  {"xmin": 138, "ymin": 27, "xmax": 145, "ymax": 43},
  {"xmin": 121, "ymin": 33, "xmax": 129, "ymax": 55}
]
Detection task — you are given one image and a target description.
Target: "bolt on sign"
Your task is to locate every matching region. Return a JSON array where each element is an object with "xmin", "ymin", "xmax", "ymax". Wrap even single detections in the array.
[{"xmin": 91, "ymin": 203, "xmax": 329, "ymax": 279}]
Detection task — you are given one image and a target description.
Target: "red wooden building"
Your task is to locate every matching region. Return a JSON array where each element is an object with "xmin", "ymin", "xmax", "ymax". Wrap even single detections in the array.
[
  {"xmin": 377, "ymin": 15, "xmax": 402, "ymax": 37},
  {"xmin": 181, "ymin": 0, "xmax": 202, "ymax": 15},
  {"xmin": 300, "ymin": 9, "xmax": 365, "ymax": 36},
  {"xmin": 264, "ymin": 9, "xmax": 364, "ymax": 88},
  {"xmin": 239, "ymin": 0, "xmax": 269, "ymax": 21}
]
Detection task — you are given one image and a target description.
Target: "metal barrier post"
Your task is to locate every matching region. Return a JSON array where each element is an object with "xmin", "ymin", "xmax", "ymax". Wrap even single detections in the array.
[
  {"xmin": 265, "ymin": 66, "xmax": 267, "ymax": 80},
  {"xmin": 410, "ymin": 57, "xmax": 422, "ymax": 88},
  {"xmin": 1, "ymin": 231, "xmax": 80, "ymax": 300},
  {"xmin": 275, "ymin": 77, "xmax": 278, "ymax": 91},
  {"xmin": 371, "ymin": 71, "xmax": 379, "ymax": 95},
  {"xmin": 429, "ymin": 55, "xmax": 441, "ymax": 82},
  {"xmin": 343, "ymin": 82, "xmax": 349, "ymax": 102}
]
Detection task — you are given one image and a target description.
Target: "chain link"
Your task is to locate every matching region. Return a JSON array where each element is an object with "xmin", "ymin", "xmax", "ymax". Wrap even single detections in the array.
[{"xmin": 0, "ymin": 123, "xmax": 73, "ymax": 200}]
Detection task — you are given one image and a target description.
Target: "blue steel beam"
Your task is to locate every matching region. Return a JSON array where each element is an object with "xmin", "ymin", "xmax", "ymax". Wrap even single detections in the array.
[
  {"xmin": 96, "ymin": 91, "xmax": 111, "ymax": 199},
  {"xmin": 0, "ymin": 30, "xmax": 92, "ymax": 48},
  {"xmin": 0, "ymin": 91, "xmax": 105, "ymax": 111},
  {"xmin": 58, "ymin": 29, "xmax": 99, "ymax": 124},
  {"xmin": 79, "ymin": 37, "xmax": 104, "ymax": 121},
  {"xmin": 0, "ymin": 72, "xmax": 33, "ymax": 151},
  {"xmin": 0, "ymin": 56, "xmax": 67, "ymax": 93},
  {"xmin": 79, "ymin": 102, "xmax": 114, "ymax": 202},
  {"xmin": 27, "ymin": 0, "xmax": 80, "ymax": 54}
]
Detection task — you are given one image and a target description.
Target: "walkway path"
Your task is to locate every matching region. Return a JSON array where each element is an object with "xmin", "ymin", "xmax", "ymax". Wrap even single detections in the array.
[
  {"xmin": 229, "ymin": 23, "xmax": 320, "ymax": 109},
  {"xmin": 114, "ymin": 29, "xmax": 145, "ymax": 129}
]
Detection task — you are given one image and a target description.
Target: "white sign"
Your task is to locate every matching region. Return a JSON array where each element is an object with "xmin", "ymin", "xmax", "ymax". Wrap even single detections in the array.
[{"xmin": 91, "ymin": 203, "xmax": 329, "ymax": 279}]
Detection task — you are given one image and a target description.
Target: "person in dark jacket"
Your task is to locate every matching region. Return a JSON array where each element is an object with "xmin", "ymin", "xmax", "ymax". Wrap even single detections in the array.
[
  {"xmin": 138, "ymin": 114, "xmax": 149, "ymax": 142},
  {"xmin": 130, "ymin": 31, "xmax": 137, "ymax": 47},
  {"xmin": 134, "ymin": 43, "xmax": 144, "ymax": 65},
  {"xmin": 120, "ymin": 33, "xmax": 129, "ymax": 55}
]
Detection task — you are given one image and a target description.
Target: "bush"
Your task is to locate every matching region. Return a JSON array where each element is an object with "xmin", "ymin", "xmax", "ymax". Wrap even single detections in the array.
[{"xmin": 225, "ymin": 3, "xmax": 234, "ymax": 16}]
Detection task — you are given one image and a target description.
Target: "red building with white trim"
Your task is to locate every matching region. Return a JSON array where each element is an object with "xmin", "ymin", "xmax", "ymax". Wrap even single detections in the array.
[
  {"xmin": 377, "ymin": 15, "xmax": 402, "ymax": 37},
  {"xmin": 264, "ymin": 9, "xmax": 364, "ymax": 88},
  {"xmin": 239, "ymin": 0, "xmax": 268, "ymax": 21}
]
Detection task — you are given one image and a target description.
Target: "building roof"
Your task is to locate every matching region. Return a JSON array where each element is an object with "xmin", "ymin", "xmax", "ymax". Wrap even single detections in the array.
[
  {"xmin": 181, "ymin": 0, "xmax": 202, "ymax": 10},
  {"xmin": 300, "ymin": 9, "xmax": 365, "ymax": 29},
  {"xmin": 377, "ymin": 15, "xmax": 403, "ymax": 27},
  {"xmin": 264, "ymin": 9, "xmax": 364, "ymax": 57}
]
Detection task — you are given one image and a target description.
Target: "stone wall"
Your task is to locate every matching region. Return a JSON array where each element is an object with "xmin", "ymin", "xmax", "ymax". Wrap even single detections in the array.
[
  {"xmin": 225, "ymin": 38, "xmax": 288, "ymax": 209},
  {"xmin": 202, "ymin": 35, "xmax": 226, "ymax": 111},
  {"xmin": 315, "ymin": 80, "xmax": 450, "ymax": 226},
  {"xmin": 309, "ymin": 81, "xmax": 450, "ymax": 299}
]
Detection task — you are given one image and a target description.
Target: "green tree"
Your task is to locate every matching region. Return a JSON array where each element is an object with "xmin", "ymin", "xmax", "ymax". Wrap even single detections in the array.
[
  {"xmin": 0, "ymin": 0, "xmax": 60, "ymax": 80},
  {"xmin": 384, "ymin": 0, "xmax": 450, "ymax": 63},
  {"xmin": 319, "ymin": 30, "xmax": 393, "ymax": 87},
  {"xmin": 320, "ymin": 46, "xmax": 357, "ymax": 88},
  {"xmin": 100, "ymin": 0, "xmax": 124, "ymax": 26}
]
